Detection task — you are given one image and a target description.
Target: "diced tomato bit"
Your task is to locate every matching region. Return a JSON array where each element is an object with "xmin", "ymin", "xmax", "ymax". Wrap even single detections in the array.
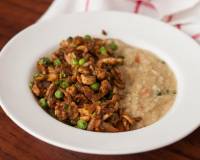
[
  {"xmin": 135, "ymin": 54, "xmax": 141, "ymax": 64},
  {"xmin": 140, "ymin": 87, "xmax": 150, "ymax": 97}
]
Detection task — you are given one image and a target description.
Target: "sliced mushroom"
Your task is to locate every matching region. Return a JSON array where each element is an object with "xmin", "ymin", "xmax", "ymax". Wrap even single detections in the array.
[
  {"xmin": 94, "ymin": 118, "xmax": 101, "ymax": 131},
  {"xmin": 95, "ymin": 105, "xmax": 102, "ymax": 115},
  {"xmin": 95, "ymin": 67, "xmax": 106, "ymax": 80},
  {"xmin": 46, "ymin": 83, "xmax": 56, "ymax": 107},
  {"xmin": 87, "ymin": 117, "xmax": 96, "ymax": 131},
  {"xmin": 55, "ymin": 105, "xmax": 67, "ymax": 121},
  {"xmin": 109, "ymin": 113, "xmax": 120, "ymax": 125},
  {"xmin": 102, "ymin": 94, "xmax": 120, "ymax": 107},
  {"xmin": 97, "ymin": 57, "xmax": 123, "ymax": 67},
  {"xmin": 37, "ymin": 64, "xmax": 46, "ymax": 74},
  {"xmin": 76, "ymin": 45, "xmax": 88, "ymax": 53},
  {"xmin": 122, "ymin": 114, "xmax": 134, "ymax": 125},
  {"xmin": 67, "ymin": 102, "xmax": 79, "ymax": 120},
  {"xmin": 111, "ymin": 67, "xmax": 125, "ymax": 89},
  {"xmin": 81, "ymin": 86, "xmax": 94, "ymax": 99},
  {"xmin": 103, "ymin": 113, "xmax": 113, "ymax": 120},
  {"xmin": 74, "ymin": 75, "xmax": 81, "ymax": 84},
  {"xmin": 48, "ymin": 66, "xmax": 57, "ymax": 74},
  {"xmin": 64, "ymin": 52, "xmax": 74, "ymax": 64},
  {"xmin": 78, "ymin": 67, "xmax": 91, "ymax": 74},
  {"xmin": 47, "ymin": 73, "xmax": 58, "ymax": 81},
  {"xmin": 74, "ymin": 94, "xmax": 88, "ymax": 104},
  {"xmin": 81, "ymin": 74, "xmax": 96, "ymax": 85},
  {"xmin": 113, "ymin": 80, "xmax": 125, "ymax": 89},
  {"xmin": 34, "ymin": 74, "xmax": 46, "ymax": 81},
  {"xmin": 66, "ymin": 85, "xmax": 77, "ymax": 96},
  {"xmin": 32, "ymin": 83, "xmax": 40, "ymax": 96},
  {"xmin": 101, "ymin": 122, "xmax": 119, "ymax": 132},
  {"xmin": 100, "ymin": 79, "xmax": 111, "ymax": 96},
  {"xmin": 84, "ymin": 103, "xmax": 96, "ymax": 113}
]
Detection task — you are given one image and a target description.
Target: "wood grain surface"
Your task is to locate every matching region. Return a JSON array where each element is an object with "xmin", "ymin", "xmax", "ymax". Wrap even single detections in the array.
[{"xmin": 0, "ymin": 0, "xmax": 199, "ymax": 159}]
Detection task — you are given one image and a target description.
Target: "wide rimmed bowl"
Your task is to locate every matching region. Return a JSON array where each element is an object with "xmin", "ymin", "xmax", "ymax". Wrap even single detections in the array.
[{"xmin": 0, "ymin": 11, "xmax": 200, "ymax": 155}]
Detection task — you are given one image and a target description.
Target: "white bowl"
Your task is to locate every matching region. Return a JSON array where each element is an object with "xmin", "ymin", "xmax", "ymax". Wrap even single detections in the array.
[{"xmin": 0, "ymin": 11, "xmax": 200, "ymax": 155}]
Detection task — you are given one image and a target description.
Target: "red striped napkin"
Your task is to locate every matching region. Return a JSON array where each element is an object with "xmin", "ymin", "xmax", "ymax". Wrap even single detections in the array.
[{"xmin": 40, "ymin": 0, "xmax": 200, "ymax": 43}]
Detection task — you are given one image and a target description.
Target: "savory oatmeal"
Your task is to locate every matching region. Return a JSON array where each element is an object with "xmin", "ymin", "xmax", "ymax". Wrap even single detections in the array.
[
  {"xmin": 113, "ymin": 39, "xmax": 177, "ymax": 129},
  {"xmin": 30, "ymin": 35, "xmax": 177, "ymax": 132}
]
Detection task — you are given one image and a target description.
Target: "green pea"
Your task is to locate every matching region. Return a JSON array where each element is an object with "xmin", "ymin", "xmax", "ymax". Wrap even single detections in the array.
[
  {"xmin": 77, "ymin": 119, "xmax": 88, "ymax": 129},
  {"xmin": 53, "ymin": 58, "xmax": 61, "ymax": 66},
  {"xmin": 39, "ymin": 98, "xmax": 48, "ymax": 108},
  {"xmin": 54, "ymin": 90, "xmax": 64, "ymax": 99},
  {"xmin": 33, "ymin": 73, "xmax": 45, "ymax": 80},
  {"xmin": 109, "ymin": 42, "xmax": 118, "ymax": 51},
  {"xmin": 59, "ymin": 72, "xmax": 66, "ymax": 78},
  {"xmin": 63, "ymin": 104, "xmax": 68, "ymax": 111},
  {"xmin": 99, "ymin": 46, "xmax": 107, "ymax": 55},
  {"xmin": 90, "ymin": 82, "xmax": 100, "ymax": 91},
  {"xmin": 29, "ymin": 81, "xmax": 33, "ymax": 89},
  {"xmin": 38, "ymin": 57, "xmax": 51, "ymax": 66},
  {"xmin": 60, "ymin": 80, "xmax": 69, "ymax": 89},
  {"xmin": 79, "ymin": 58, "xmax": 86, "ymax": 65},
  {"xmin": 72, "ymin": 59, "xmax": 79, "ymax": 66},
  {"xmin": 84, "ymin": 34, "xmax": 91, "ymax": 40},
  {"xmin": 33, "ymin": 73, "xmax": 40, "ymax": 78}
]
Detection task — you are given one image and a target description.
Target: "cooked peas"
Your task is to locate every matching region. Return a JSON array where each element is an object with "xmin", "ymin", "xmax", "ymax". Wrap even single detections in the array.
[
  {"xmin": 38, "ymin": 57, "xmax": 50, "ymax": 66},
  {"xmin": 90, "ymin": 82, "xmax": 100, "ymax": 91},
  {"xmin": 30, "ymin": 36, "xmax": 139, "ymax": 132},
  {"xmin": 39, "ymin": 98, "xmax": 48, "ymax": 108},
  {"xmin": 72, "ymin": 59, "xmax": 79, "ymax": 66},
  {"xmin": 59, "ymin": 72, "xmax": 66, "ymax": 78},
  {"xmin": 29, "ymin": 81, "xmax": 33, "ymax": 89},
  {"xmin": 77, "ymin": 119, "xmax": 87, "ymax": 129},
  {"xmin": 54, "ymin": 90, "xmax": 64, "ymax": 99},
  {"xmin": 109, "ymin": 42, "xmax": 118, "ymax": 51},
  {"xmin": 84, "ymin": 35, "xmax": 91, "ymax": 40},
  {"xmin": 63, "ymin": 104, "xmax": 68, "ymax": 111},
  {"xmin": 54, "ymin": 58, "xmax": 61, "ymax": 66},
  {"xmin": 99, "ymin": 46, "xmax": 107, "ymax": 55},
  {"xmin": 60, "ymin": 80, "xmax": 69, "ymax": 89},
  {"xmin": 33, "ymin": 73, "xmax": 40, "ymax": 78},
  {"xmin": 79, "ymin": 58, "xmax": 86, "ymax": 65}
]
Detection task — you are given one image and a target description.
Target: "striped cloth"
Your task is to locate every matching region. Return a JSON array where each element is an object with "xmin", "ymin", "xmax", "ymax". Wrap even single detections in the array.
[{"xmin": 40, "ymin": 0, "xmax": 200, "ymax": 43}]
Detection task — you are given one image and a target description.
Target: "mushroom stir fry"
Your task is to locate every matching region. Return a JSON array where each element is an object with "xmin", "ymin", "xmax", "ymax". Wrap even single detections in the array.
[{"xmin": 30, "ymin": 36, "xmax": 138, "ymax": 132}]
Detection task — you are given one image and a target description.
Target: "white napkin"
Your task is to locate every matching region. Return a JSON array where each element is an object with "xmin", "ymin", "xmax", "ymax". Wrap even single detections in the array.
[{"xmin": 39, "ymin": 0, "xmax": 200, "ymax": 43}]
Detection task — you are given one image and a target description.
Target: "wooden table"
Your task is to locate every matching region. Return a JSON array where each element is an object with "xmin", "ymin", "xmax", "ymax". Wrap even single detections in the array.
[{"xmin": 0, "ymin": 0, "xmax": 199, "ymax": 159}]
